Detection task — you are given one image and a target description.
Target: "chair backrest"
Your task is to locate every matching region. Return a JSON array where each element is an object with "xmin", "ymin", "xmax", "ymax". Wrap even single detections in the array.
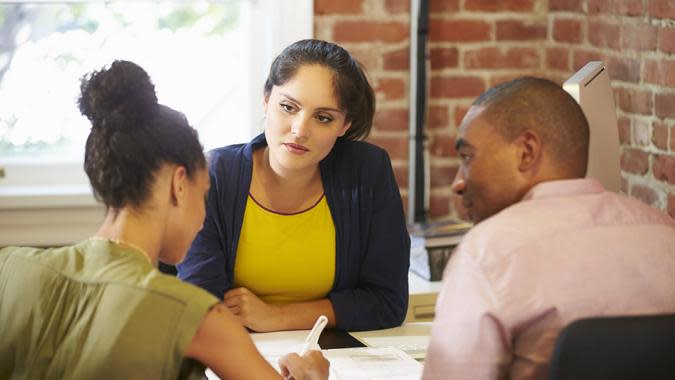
[{"xmin": 548, "ymin": 313, "xmax": 675, "ymax": 380}]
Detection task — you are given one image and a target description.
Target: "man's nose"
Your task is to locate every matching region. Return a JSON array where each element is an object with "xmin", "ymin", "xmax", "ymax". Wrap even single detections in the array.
[{"xmin": 451, "ymin": 172, "xmax": 465, "ymax": 195}]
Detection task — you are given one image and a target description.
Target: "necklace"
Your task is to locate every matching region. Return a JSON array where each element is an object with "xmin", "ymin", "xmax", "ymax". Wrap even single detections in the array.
[{"xmin": 89, "ymin": 236, "xmax": 152, "ymax": 264}]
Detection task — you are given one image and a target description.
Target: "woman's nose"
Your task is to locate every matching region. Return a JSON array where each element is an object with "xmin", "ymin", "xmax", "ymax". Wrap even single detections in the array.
[{"xmin": 291, "ymin": 116, "xmax": 311, "ymax": 139}]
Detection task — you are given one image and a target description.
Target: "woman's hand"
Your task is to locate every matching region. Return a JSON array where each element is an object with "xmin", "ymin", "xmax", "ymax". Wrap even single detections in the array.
[
  {"xmin": 279, "ymin": 350, "xmax": 330, "ymax": 380},
  {"xmin": 224, "ymin": 287, "xmax": 281, "ymax": 331}
]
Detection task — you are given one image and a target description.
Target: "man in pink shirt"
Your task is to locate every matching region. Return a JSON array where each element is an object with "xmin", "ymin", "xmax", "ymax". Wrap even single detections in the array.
[{"xmin": 422, "ymin": 77, "xmax": 675, "ymax": 380}]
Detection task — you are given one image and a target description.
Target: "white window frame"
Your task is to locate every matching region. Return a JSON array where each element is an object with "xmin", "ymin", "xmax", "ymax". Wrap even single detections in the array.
[{"xmin": 0, "ymin": 0, "xmax": 313, "ymax": 246}]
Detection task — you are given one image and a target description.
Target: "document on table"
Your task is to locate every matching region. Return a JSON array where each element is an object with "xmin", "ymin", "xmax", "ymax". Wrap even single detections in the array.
[
  {"xmin": 350, "ymin": 322, "xmax": 432, "ymax": 360},
  {"xmin": 323, "ymin": 346, "xmax": 422, "ymax": 380},
  {"xmin": 205, "ymin": 330, "xmax": 422, "ymax": 380}
]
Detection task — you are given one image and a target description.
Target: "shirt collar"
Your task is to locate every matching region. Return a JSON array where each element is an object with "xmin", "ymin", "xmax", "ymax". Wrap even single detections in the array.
[{"xmin": 522, "ymin": 178, "xmax": 605, "ymax": 201}]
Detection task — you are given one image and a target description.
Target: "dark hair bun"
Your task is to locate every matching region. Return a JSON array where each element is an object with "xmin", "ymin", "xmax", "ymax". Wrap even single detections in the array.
[{"xmin": 78, "ymin": 60, "xmax": 158, "ymax": 131}]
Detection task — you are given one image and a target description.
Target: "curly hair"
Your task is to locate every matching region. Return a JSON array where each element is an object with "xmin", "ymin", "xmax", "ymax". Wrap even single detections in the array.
[{"xmin": 78, "ymin": 60, "xmax": 206, "ymax": 209}]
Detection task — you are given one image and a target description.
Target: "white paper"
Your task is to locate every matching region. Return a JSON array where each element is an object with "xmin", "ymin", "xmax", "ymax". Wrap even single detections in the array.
[
  {"xmin": 324, "ymin": 347, "xmax": 423, "ymax": 380},
  {"xmin": 207, "ymin": 330, "xmax": 423, "ymax": 380}
]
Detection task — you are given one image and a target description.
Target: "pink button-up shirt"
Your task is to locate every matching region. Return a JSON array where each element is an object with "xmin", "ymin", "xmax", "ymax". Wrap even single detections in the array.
[{"xmin": 423, "ymin": 178, "xmax": 675, "ymax": 380}]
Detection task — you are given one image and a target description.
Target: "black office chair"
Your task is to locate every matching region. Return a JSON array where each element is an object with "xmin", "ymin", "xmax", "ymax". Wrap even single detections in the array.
[{"xmin": 548, "ymin": 313, "xmax": 675, "ymax": 380}]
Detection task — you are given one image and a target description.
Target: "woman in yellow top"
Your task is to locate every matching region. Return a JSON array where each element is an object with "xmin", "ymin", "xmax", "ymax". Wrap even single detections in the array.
[
  {"xmin": 0, "ymin": 60, "xmax": 327, "ymax": 380},
  {"xmin": 178, "ymin": 39, "xmax": 411, "ymax": 332}
]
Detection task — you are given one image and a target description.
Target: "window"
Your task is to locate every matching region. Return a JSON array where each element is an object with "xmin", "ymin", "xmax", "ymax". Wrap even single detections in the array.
[
  {"xmin": 0, "ymin": 0, "xmax": 312, "ymax": 245},
  {"xmin": 0, "ymin": 0, "xmax": 312, "ymax": 202}
]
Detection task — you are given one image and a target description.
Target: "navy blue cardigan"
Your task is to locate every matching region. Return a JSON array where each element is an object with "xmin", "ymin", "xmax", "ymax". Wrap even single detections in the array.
[{"xmin": 177, "ymin": 134, "xmax": 410, "ymax": 331}]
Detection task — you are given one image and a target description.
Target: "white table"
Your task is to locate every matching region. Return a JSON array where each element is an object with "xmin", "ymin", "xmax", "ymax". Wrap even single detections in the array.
[
  {"xmin": 350, "ymin": 322, "xmax": 433, "ymax": 361},
  {"xmin": 406, "ymin": 271, "xmax": 442, "ymax": 322}
]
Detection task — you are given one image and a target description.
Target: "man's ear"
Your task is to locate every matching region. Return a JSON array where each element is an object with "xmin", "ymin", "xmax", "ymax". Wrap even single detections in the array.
[
  {"xmin": 515, "ymin": 130, "xmax": 542, "ymax": 173},
  {"xmin": 170, "ymin": 166, "xmax": 189, "ymax": 207}
]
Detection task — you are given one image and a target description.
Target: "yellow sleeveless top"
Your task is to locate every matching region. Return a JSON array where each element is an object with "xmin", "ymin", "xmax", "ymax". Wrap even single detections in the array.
[{"xmin": 233, "ymin": 194, "xmax": 336, "ymax": 303}]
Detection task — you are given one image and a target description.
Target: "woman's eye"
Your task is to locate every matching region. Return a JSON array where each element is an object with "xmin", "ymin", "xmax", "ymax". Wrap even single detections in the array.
[
  {"xmin": 280, "ymin": 103, "xmax": 294, "ymax": 112},
  {"xmin": 316, "ymin": 114, "xmax": 333, "ymax": 124}
]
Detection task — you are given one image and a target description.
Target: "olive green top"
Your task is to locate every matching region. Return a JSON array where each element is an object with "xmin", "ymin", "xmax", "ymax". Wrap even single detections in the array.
[{"xmin": 0, "ymin": 239, "xmax": 219, "ymax": 380}]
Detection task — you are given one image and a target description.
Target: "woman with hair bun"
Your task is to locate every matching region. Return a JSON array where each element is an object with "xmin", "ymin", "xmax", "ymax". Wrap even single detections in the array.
[
  {"xmin": 0, "ymin": 60, "xmax": 327, "ymax": 380},
  {"xmin": 178, "ymin": 39, "xmax": 410, "ymax": 332}
]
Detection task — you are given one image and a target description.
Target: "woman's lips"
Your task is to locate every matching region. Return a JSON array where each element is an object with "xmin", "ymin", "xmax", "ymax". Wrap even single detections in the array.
[{"xmin": 283, "ymin": 143, "xmax": 310, "ymax": 154}]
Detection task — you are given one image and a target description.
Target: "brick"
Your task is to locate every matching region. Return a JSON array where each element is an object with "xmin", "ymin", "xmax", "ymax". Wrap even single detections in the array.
[
  {"xmin": 429, "ymin": 19, "xmax": 491, "ymax": 42},
  {"xmin": 553, "ymin": 18, "xmax": 583, "ymax": 43},
  {"xmin": 589, "ymin": 21, "xmax": 620, "ymax": 49},
  {"xmin": 614, "ymin": 0, "xmax": 644, "ymax": 16},
  {"xmin": 375, "ymin": 78, "xmax": 406, "ymax": 101},
  {"xmin": 590, "ymin": 0, "xmax": 643, "ymax": 15},
  {"xmin": 430, "ymin": 165, "xmax": 459, "ymax": 187},
  {"xmin": 546, "ymin": 47, "xmax": 569, "ymax": 71},
  {"xmin": 315, "ymin": 0, "xmax": 363, "ymax": 14},
  {"xmin": 430, "ymin": 0, "xmax": 460, "ymax": 12},
  {"xmin": 546, "ymin": 73, "xmax": 568, "ymax": 85},
  {"xmin": 374, "ymin": 108, "xmax": 409, "ymax": 131},
  {"xmin": 455, "ymin": 105, "xmax": 471, "ymax": 128},
  {"xmin": 383, "ymin": 47, "xmax": 409, "ymax": 71},
  {"xmin": 631, "ymin": 184, "xmax": 659, "ymax": 207},
  {"xmin": 490, "ymin": 73, "xmax": 532, "ymax": 87},
  {"xmin": 465, "ymin": 0, "xmax": 535, "ymax": 12},
  {"xmin": 429, "ymin": 194, "xmax": 450, "ymax": 218},
  {"xmin": 367, "ymin": 136, "xmax": 409, "ymax": 159},
  {"xmin": 620, "ymin": 148, "xmax": 649, "ymax": 174},
  {"xmin": 393, "ymin": 165, "xmax": 409, "ymax": 188},
  {"xmin": 385, "ymin": 0, "xmax": 410, "ymax": 13},
  {"xmin": 655, "ymin": 94, "xmax": 675, "ymax": 119},
  {"xmin": 672, "ymin": 124, "xmax": 675, "ymax": 150},
  {"xmin": 431, "ymin": 76, "xmax": 486, "ymax": 99},
  {"xmin": 496, "ymin": 20, "xmax": 547, "ymax": 41},
  {"xmin": 616, "ymin": 87, "xmax": 653, "ymax": 115},
  {"xmin": 622, "ymin": 24, "xmax": 658, "ymax": 51},
  {"xmin": 608, "ymin": 57, "xmax": 641, "ymax": 83},
  {"xmin": 550, "ymin": 0, "xmax": 583, "ymax": 11},
  {"xmin": 464, "ymin": 47, "xmax": 540, "ymax": 69},
  {"xmin": 430, "ymin": 47, "xmax": 459, "ymax": 70},
  {"xmin": 644, "ymin": 59, "xmax": 675, "ymax": 87},
  {"xmin": 618, "ymin": 116, "xmax": 631, "ymax": 145},
  {"xmin": 659, "ymin": 27, "xmax": 675, "ymax": 55},
  {"xmin": 649, "ymin": 0, "xmax": 675, "ymax": 19},
  {"xmin": 350, "ymin": 47, "xmax": 379, "ymax": 71},
  {"xmin": 654, "ymin": 154, "xmax": 675, "ymax": 184},
  {"xmin": 588, "ymin": 0, "xmax": 612, "ymax": 14},
  {"xmin": 669, "ymin": 194, "xmax": 675, "ymax": 219},
  {"xmin": 572, "ymin": 50, "xmax": 605, "ymax": 71},
  {"xmin": 652, "ymin": 121, "xmax": 669, "ymax": 150},
  {"xmin": 428, "ymin": 105, "xmax": 449, "ymax": 129},
  {"xmin": 333, "ymin": 21, "xmax": 409, "ymax": 43},
  {"xmin": 430, "ymin": 134, "xmax": 457, "ymax": 158}
]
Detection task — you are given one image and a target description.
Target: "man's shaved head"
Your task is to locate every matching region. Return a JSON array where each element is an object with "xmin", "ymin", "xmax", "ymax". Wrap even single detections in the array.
[{"xmin": 472, "ymin": 77, "xmax": 590, "ymax": 177}]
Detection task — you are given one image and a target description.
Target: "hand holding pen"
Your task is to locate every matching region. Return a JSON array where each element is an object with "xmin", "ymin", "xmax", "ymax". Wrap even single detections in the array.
[{"xmin": 280, "ymin": 315, "xmax": 329, "ymax": 380}]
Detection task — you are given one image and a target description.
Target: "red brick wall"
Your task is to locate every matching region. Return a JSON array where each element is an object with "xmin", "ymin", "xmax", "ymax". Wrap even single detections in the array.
[{"xmin": 314, "ymin": 0, "xmax": 675, "ymax": 220}]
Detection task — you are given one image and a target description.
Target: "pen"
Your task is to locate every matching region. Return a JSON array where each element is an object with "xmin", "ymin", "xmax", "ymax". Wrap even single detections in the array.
[
  {"xmin": 299, "ymin": 315, "xmax": 328, "ymax": 356},
  {"xmin": 284, "ymin": 315, "xmax": 328, "ymax": 380}
]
